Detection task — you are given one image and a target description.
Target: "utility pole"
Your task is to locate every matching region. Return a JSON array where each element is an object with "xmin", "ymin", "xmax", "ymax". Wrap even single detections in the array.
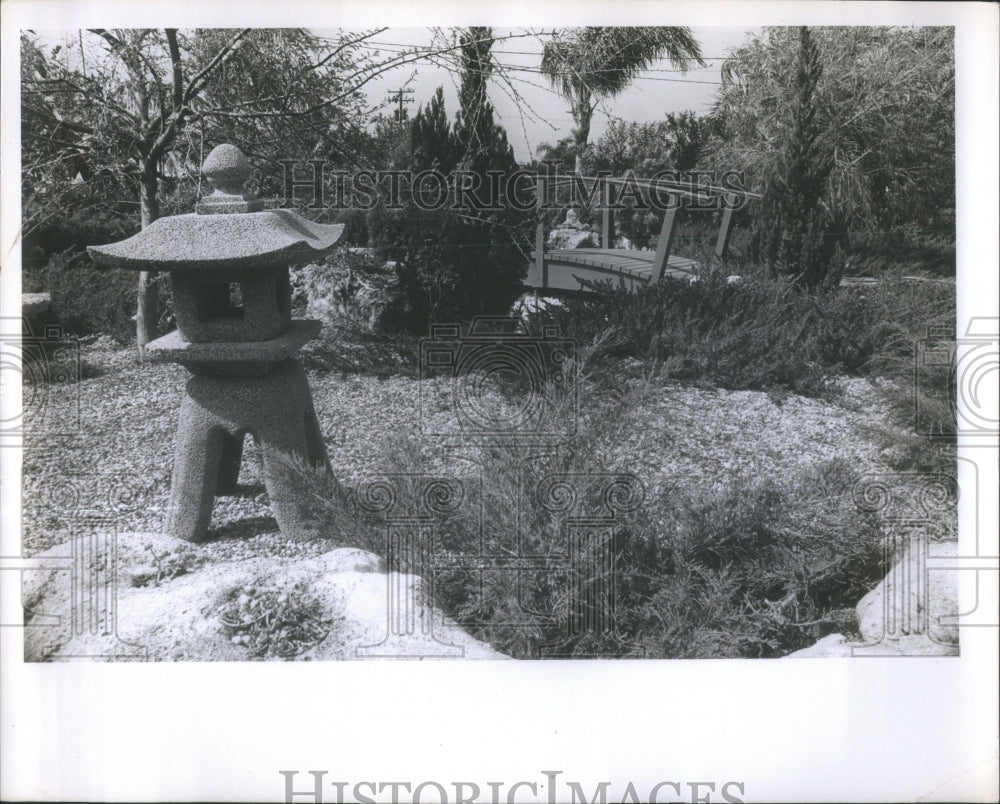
[{"xmin": 385, "ymin": 87, "xmax": 415, "ymax": 125}]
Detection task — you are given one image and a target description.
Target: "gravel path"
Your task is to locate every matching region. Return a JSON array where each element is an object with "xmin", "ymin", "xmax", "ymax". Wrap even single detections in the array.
[
  {"xmin": 21, "ymin": 335, "xmax": 898, "ymax": 560},
  {"xmin": 591, "ymin": 370, "xmax": 893, "ymax": 499}
]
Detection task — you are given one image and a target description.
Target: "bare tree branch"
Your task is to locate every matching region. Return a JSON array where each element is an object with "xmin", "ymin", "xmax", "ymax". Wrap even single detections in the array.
[
  {"xmin": 165, "ymin": 29, "xmax": 183, "ymax": 113},
  {"xmin": 183, "ymin": 28, "xmax": 251, "ymax": 103}
]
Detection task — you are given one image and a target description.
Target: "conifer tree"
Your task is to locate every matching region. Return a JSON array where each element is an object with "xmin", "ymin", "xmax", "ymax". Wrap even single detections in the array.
[
  {"xmin": 752, "ymin": 27, "xmax": 841, "ymax": 287},
  {"xmin": 410, "ymin": 87, "xmax": 458, "ymax": 172},
  {"xmin": 371, "ymin": 33, "xmax": 529, "ymax": 332}
]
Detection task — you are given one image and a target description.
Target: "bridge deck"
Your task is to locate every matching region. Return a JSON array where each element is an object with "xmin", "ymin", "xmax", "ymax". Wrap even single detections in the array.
[{"xmin": 529, "ymin": 248, "xmax": 699, "ymax": 292}]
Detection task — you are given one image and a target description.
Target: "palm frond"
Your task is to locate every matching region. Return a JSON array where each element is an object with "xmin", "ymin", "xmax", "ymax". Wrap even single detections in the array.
[{"xmin": 541, "ymin": 26, "xmax": 705, "ymax": 101}]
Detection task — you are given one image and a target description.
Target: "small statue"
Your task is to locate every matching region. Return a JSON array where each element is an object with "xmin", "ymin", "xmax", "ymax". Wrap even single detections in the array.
[{"xmin": 563, "ymin": 208, "xmax": 585, "ymax": 229}]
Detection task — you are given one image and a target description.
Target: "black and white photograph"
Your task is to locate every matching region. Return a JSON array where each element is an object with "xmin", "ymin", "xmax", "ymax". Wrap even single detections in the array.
[{"xmin": 2, "ymin": 1, "xmax": 997, "ymax": 801}]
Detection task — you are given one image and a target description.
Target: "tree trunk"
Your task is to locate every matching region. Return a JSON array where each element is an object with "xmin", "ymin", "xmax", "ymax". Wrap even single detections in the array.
[
  {"xmin": 573, "ymin": 113, "xmax": 592, "ymax": 174},
  {"xmin": 573, "ymin": 90, "xmax": 593, "ymax": 175},
  {"xmin": 137, "ymin": 165, "xmax": 161, "ymax": 352}
]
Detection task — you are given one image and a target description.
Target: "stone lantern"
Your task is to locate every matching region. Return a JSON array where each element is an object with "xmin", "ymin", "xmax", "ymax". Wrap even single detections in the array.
[{"xmin": 89, "ymin": 144, "xmax": 343, "ymax": 542}]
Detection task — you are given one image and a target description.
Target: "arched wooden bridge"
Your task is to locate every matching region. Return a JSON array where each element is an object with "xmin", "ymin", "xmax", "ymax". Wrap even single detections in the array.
[{"xmin": 525, "ymin": 175, "xmax": 760, "ymax": 294}]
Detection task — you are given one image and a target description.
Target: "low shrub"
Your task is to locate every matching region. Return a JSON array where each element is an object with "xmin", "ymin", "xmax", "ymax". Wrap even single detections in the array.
[
  {"xmin": 538, "ymin": 257, "xmax": 956, "ymax": 404},
  {"xmin": 420, "ymin": 448, "xmax": 885, "ymax": 659},
  {"xmin": 622, "ymin": 460, "xmax": 885, "ymax": 658},
  {"xmin": 278, "ymin": 353, "xmax": 889, "ymax": 659},
  {"xmin": 23, "ymin": 208, "xmax": 142, "ymax": 331},
  {"xmin": 44, "ymin": 249, "xmax": 139, "ymax": 345},
  {"xmin": 846, "ymin": 225, "xmax": 956, "ymax": 278},
  {"xmin": 852, "ymin": 276, "xmax": 956, "ymax": 477},
  {"xmin": 286, "ymin": 447, "xmax": 888, "ymax": 659},
  {"xmin": 22, "ymin": 208, "xmax": 139, "ymax": 275},
  {"xmin": 545, "ymin": 268, "xmax": 840, "ymax": 395}
]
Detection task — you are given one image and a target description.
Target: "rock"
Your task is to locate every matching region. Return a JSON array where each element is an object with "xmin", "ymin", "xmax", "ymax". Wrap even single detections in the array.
[
  {"xmin": 21, "ymin": 292, "xmax": 51, "ymax": 319},
  {"xmin": 510, "ymin": 293, "xmax": 564, "ymax": 321},
  {"xmin": 786, "ymin": 633, "xmax": 958, "ymax": 658},
  {"xmin": 857, "ymin": 539, "xmax": 958, "ymax": 648},
  {"xmin": 22, "ymin": 531, "xmax": 505, "ymax": 661},
  {"xmin": 21, "ymin": 292, "xmax": 55, "ymax": 337},
  {"xmin": 321, "ymin": 547, "xmax": 382, "ymax": 574},
  {"xmin": 786, "ymin": 539, "xmax": 960, "ymax": 658},
  {"xmin": 785, "ymin": 634, "xmax": 853, "ymax": 658}
]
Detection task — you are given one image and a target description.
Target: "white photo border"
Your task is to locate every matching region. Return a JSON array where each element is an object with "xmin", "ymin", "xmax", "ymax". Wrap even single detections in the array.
[{"xmin": 2, "ymin": 2, "xmax": 997, "ymax": 802}]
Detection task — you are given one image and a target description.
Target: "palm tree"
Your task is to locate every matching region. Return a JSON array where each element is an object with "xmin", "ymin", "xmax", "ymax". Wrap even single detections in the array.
[{"xmin": 541, "ymin": 27, "xmax": 705, "ymax": 173}]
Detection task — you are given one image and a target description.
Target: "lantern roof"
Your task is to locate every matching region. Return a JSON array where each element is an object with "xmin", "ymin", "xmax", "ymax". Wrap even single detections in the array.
[
  {"xmin": 88, "ymin": 144, "xmax": 343, "ymax": 272},
  {"xmin": 88, "ymin": 210, "xmax": 344, "ymax": 271}
]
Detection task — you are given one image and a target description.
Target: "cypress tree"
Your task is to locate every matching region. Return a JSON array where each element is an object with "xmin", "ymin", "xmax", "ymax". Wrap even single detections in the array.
[{"xmin": 754, "ymin": 27, "xmax": 841, "ymax": 288}]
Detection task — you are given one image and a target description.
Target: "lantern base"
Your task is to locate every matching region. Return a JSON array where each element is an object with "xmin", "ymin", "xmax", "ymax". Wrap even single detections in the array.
[{"xmin": 166, "ymin": 359, "xmax": 333, "ymax": 542}]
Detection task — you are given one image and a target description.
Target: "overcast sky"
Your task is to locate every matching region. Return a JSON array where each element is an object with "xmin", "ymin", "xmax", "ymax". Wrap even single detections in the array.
[
  {"xmin": 349, "ymin": 27, "xmax": 758, "ymax": 162},
  {"xmin": 35, "ymin": 27, "xmax": 758, "ymax": 165}
]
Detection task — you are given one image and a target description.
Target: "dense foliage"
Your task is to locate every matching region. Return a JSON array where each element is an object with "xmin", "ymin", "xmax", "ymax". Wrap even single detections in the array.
[
  {"xmin": 591, "ymin": 111, "xmax": 709, "ymax": 177},
  {"xmin": 21, "ymin": 28, "xmax": 373, "ymax": 343},
  {"xmin": 705, "ymin": 26, "xmax": 955, "ymax": 248}
]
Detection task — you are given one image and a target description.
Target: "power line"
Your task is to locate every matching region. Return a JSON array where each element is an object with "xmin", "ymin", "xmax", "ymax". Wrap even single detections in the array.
[
  {"xmin": 373, "ymin": 50, "xmax": 723, "ymax": 86},
  {"xmin": 358, "ymin": 38, "xmax": 733, "ymax": 60},
  {"xmin": 341, "ymin": 38, "xmax": 728, "ymax": 83},
  {"xmin": 491, "ymin": 62, "xmax": 722, "ymax": 85},
  {"xmin": 385, "ymin": 86, "xmax": 415, "ymax": 123}
]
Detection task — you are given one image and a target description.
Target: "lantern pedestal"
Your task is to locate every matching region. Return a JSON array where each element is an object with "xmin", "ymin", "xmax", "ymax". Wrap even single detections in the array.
[{"xmin": 166, "ymin": 360, "xmax": 331, "ymax": 543}]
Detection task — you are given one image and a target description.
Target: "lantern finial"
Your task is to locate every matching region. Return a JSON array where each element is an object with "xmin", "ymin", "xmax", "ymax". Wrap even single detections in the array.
[{"xmin": 197, "ymin": 144, "xmax": 262, "ymax": 214}]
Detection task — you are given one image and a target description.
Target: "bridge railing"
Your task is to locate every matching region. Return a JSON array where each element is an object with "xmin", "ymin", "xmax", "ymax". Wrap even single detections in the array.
[{"xmin": 531, "ymin": 173, "xmax": 760, "ymax": 288}]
